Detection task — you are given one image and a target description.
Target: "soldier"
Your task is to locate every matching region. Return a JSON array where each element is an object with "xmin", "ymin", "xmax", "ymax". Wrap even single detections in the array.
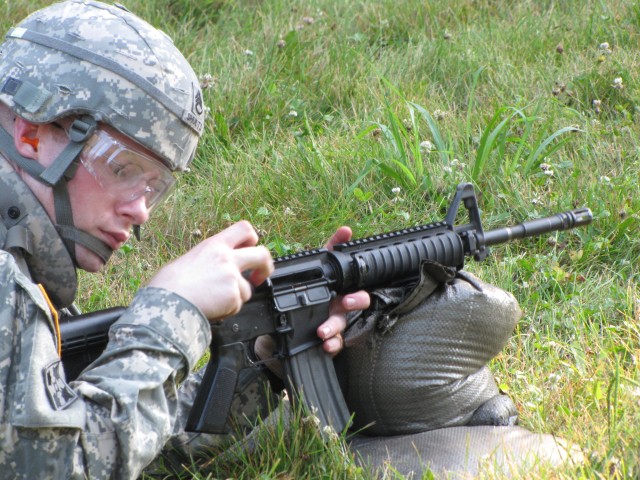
[{"xmin": 0, "ymin": 1, "xmax": 369, "ymax": 478}]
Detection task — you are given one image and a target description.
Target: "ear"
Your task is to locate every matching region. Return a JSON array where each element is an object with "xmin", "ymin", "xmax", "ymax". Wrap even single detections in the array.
[{"xmin": 13, "ymin": 116, "xmax": 40, "ymax": 159}]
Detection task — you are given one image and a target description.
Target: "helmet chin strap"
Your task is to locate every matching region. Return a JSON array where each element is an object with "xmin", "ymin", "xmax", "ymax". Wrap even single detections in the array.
[{"xmin": 0, "ymin": 116, "xmax": 114, "ymax": 266}]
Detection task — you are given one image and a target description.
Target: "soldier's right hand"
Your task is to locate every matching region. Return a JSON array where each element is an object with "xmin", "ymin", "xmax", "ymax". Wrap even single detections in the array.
[{"xmin": 147, "ymin": 221, "xmax": 274, "ymax": 321}]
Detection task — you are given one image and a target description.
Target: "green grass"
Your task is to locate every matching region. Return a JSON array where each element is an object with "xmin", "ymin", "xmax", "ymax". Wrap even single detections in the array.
[{"xmin": 4, "ymin": 0, "xmax": 640, "ymax": 478}]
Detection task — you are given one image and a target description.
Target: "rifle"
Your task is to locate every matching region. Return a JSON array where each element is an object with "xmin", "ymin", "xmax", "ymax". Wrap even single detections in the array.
[{"xmin": 60, "ymin": 183, "xmax": 593, "ymax": 434}]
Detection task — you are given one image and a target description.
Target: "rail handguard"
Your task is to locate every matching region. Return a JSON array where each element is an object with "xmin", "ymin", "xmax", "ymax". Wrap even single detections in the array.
[{"xmin": 60, "ymin": 183, "xmax": 592, "ymax": 435}]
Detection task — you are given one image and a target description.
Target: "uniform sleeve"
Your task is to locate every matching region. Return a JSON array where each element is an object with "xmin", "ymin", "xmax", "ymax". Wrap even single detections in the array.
[
  {"xmin": 0, "ymin": 253, "xmax": 212, "ymax": 480},
  {"xmin": 72, "ymin": 286, "xmax": 211, "ymax": 478}
]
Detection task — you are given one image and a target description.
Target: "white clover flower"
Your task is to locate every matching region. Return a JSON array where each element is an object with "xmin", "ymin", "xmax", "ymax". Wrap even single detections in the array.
[
  {"xmin": 543, "ymin": 169, "xmax": 554, "ymax": 177},
  {"xmin": 288, "ymin": 110, "xmax": 298, "ymax": 117},
  {"xmin": 600, "ymin": 175, "xmax": 611, "ymax": 183},
  {"xmin": 419, "ymin": 140, "xmax": 434, "ymax": 153},
  {"xmin": 302, "ymin": 16, "xmax": 315, "ymax": 25},
  {"xmin": 598, "ymin": 42, "xmax": 612, "ymax": 54},
  {"xmin": 302, "ymin": 415, "xmax": 321, "ymax": 427},
  {"xmin": 276, "ymin": 39, "xmax": 286, "ymax": 49},
  {"xmin": 199, "ymin": 73, "xmax": 215, "ymax": 89},
  {"xmin": 244, "ymin": 49, "xmax": 254, "ymax": 56},
  {"xmin": 612, "ymin": 77, "xmax": 624, "ymax": 89},
  {"xmin": 443, "ymin": 166, "xmax": 453, "ymax": 174},
  {"xmin": 450, "ymin": 158, "xmax": 466, "ymax": 171},
  {"xmin": 540, "ymin": 163, "xmax": 551, "ymax": 171},
  {"xmin": 433, "ymin": 109, "xmax": 446, "ymax": 120},
  {"xmin": 548, "ymin": 372, "xmax": 561, "ymax": 384},
  {"xmin": 322, "ymin": 425, "xmax": 339, "ymax": 440},
  {"xmin": 592, "ymin": 99, "xmax": 602, "ymax": 114},
  {"xmin": 284, "ymin": 207, "xmax": 294, "ymax": 216},
  {"xmin": 391, "ymin": 187, "xmax": 401, "ymax": 195}
]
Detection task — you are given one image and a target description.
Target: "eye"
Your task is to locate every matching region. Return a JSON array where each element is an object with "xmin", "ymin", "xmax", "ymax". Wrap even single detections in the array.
[
  {"xmin": 147, "ymin": 177, "xmax": 169, "ymax": 194},
  {"xmin": 109, "ymin": 160, "xmax": 144, "ymax": 183}
]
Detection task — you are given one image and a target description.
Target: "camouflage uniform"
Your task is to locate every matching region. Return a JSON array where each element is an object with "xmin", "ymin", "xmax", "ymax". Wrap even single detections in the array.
[
  {"xmin": 0, "ymin": 2, "xmax": 275, "ymax": 475},
  {"xmin": 0, "ymin": 154, "xmax": 274, "ymax": 478},
  {"xmin": 0, "ymin": 2, "xmax": 579, "ymax": 479}
]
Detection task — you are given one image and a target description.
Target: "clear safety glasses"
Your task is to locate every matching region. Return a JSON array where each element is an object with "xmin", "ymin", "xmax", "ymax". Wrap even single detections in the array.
[{"xmin": 80, "ymin": 129, "xmax": 176, "ymax": 211}]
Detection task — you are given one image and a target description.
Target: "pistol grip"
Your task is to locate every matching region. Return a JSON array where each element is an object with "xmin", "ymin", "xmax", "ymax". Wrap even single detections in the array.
[{"xmin": 186, "ymin": 345, "xmax": 243, "ymax": 433}]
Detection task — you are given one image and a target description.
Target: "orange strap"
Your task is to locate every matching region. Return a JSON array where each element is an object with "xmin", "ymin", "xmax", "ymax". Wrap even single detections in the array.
[{"xmin": 37, "ymin": 284, "xmax": 61, "ymax": 357}]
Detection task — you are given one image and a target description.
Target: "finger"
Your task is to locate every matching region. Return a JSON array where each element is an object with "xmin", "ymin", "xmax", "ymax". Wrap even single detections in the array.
[
  {"xmin": 322, "ymin": 333, "xmax": 343, "ymax": 355},
  {"xmin": 213, "ymin": 220, "xmax": 260, "ymax": 248},
  {"xmin": 317, "ymin": 314, "xmax": 347, "ymax": 341},
  {"xmin": 246, "ymin": 263, "xmax": 272, "ymax": 286},
  {"xmin": 329, "ymin": 290, "xmax": 370, "ymax": 316},
  {"xmin": 324, "ymin": 226, "xmax": 353, "ymax": 250},
  {"xmin": 237, "ymin": 274, "xmax": 255, "ymax": 304},
  {"xmin": 236, "ymin": 245, "xmax": 274, "ymax": 285},
  {"xmin": 204, "ymin": 271, "xmax": 255, "ymax": 321}
]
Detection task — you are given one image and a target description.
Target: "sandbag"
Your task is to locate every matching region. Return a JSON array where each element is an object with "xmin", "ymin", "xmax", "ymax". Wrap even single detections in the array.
[{"xmin": 342, "ymin": 261, "xmax": 522, "ymax": 435}]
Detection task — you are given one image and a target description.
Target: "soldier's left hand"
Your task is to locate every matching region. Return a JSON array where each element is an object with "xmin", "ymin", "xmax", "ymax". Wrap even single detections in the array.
[
  {"xmin": 318, "ymin": 226, "xmax": 370, "ymax": 355},
  {"xmin": 254, "ymin": 226, "xmax": 370, "ymax": 371}
]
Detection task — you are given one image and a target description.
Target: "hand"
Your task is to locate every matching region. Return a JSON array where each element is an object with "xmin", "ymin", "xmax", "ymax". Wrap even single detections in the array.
[
  {"xmin": 317, "ymin": 226, "xmax": 370, "ymax": 355},
  {"xmin": 254, "ymin": 226, "xmax": 370, "ymax": 374},
  {"xmin": 148, "ymin": 221, "xmax": 274, "ymax": 321}
]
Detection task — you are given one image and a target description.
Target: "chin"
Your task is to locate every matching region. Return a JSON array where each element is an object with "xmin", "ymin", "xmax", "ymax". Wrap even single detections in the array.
[{"xmin": 75, "ymin": 248, "xmax": 107, "ymax": 272}]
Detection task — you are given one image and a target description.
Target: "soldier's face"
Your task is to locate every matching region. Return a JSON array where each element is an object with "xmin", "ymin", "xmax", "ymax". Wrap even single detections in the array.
[{"xmin": 21, "ymin": 121, "xmax": 154, "ymax": 272}]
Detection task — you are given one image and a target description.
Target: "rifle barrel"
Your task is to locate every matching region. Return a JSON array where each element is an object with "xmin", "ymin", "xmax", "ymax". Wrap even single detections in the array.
[{"xmin": 483, "ymin": 208, "xmax": 592, "ymax": 247}]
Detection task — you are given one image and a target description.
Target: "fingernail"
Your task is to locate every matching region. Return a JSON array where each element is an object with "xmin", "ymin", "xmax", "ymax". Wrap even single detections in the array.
[
  {"xmin": 345, "ymin": 297, "xmax": 356, "ymax": 307},
  {"xmin": 322, "ymin": 326, "xmax": 331, "ymax": 337}
]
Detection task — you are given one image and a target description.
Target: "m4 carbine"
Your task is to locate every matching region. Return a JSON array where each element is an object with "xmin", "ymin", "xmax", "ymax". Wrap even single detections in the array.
[{"xmin": 60, "ymin": 183, "xmax": 592, "ymax": 434}]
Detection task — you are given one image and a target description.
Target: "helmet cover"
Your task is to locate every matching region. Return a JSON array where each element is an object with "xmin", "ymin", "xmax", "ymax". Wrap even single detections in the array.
[{"xmin": 0, "ymin": 0, "xmax": 205, "ymax": 171}]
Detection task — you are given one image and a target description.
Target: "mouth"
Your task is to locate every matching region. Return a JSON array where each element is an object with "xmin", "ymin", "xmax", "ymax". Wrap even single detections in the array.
[{"xmin": 101, "ymin": 230, "xmax": 129, "ymax": 251}]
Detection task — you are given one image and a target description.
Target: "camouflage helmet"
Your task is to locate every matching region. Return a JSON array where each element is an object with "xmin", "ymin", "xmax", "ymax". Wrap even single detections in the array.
[{"xmin": 0, "ymin": 0, "xmax": 205, "ymax": 171}]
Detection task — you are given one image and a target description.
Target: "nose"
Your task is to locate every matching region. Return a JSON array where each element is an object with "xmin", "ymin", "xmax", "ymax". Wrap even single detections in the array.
[{"xmin": 116, "ymin": 193, "xmax": 150, "ymax": 225}]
